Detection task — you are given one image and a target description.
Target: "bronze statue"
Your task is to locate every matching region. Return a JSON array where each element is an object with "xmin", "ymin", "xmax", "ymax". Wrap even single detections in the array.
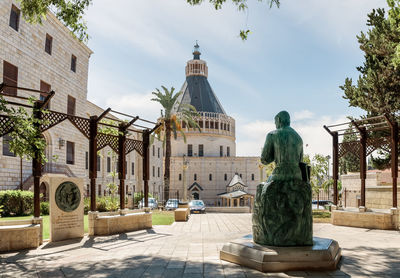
[{"xmin": 252, "ymin": 111, "xmax": 313, "ymax": 246}]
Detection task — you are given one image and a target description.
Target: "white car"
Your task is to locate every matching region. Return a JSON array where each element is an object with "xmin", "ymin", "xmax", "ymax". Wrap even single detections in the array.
[{"xmin": 138, "ymin": 198, "xmax": 158, "ymax": 209}]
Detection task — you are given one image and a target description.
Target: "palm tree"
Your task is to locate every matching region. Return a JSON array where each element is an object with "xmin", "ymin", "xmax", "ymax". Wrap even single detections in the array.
[{"xmin": 151, "ymin": 86, "xmax": 200, "ymax": 203}]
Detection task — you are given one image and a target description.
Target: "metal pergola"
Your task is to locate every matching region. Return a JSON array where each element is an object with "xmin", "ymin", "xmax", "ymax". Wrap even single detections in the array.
[
  {"xmin": 0, "ymin": 83, "xmax": 161, "ymax": 217},
  {"xmin": 324, "ymin": 113, "xmax": 399, "ymax": 208}
]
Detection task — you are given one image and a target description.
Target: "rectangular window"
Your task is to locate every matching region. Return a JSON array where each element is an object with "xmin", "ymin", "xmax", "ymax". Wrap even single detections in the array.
[
  {"xmin": 158, "ymin": 147, "xmax": 160, "ymax": 158},
  {"xmin": 224, "ymin": 173, "xmax": 227, "ymax": 181},
  {"xmin": 3, "ymin": 61, "xmax": 18, "ymax": 96},
  {"xmin": 45, "ymin": 34, "xmax": 52, "ymax": 55},
  {"xmin": 179, "ymin": 173, "xmax": 182, "ymax": 181},
  {"xmin": 220, "ymin": 146, "xmax": 223, "ymax": 157},
  {"xmin": 188, "ymin": 144, "xmax": 193, "ymax": 157},
  {"xmin": 40, "ymin": 81, "xmax": 51, "ymax": 109},
  {"xmin": 98, "ymin": 184, "xmax": 102, "ymax": 196},
  {"xmin": 131, "ymin": 162, "xmax": 134, "ymax": 175},
  {"xmin": 199, "ymin": 144, "xmax": 204, "ymax": 157},
  {"xmin": 227, "ymin": 146, "xmax": 230, "ymax": 157},
  {"xmin": 97, "ymin": 155, "xmax": 101, "ymax": 171},
  {"xmin": 158, "ymin": 167, "xmax": 160, "ymax": 177},
  {"xmin": 66, "ymin": 141, "xmax": 75, "ymax": 164},
  {"xmin": 2, "ymin": 135, "xmax": 15, "ymax": 157},
  {"xmin": 194, "ymin": 174, "xmax": 197, "ymax": 181},
  {"xmin": 252, "ymin": 173, "xmax": 255, "ymax": 181},
  {"xmin": 9, "ymin": 5, "xmax": 20, "ymax": 31},
  {"xmin": 152, "ymin": 166, "xmax": 155, "ymax": 177},
  {"xmin": 71, "ymin": 55, "xmax": 77, "ymax": 72},
  {"xmin": 209, "ymin": 174, "xmax": 212, "ymax": 181},
  {"xmin": 153, "ymin": 145, "xmax": 155, "ymax": 156},
  {"xmin": 107, "ymin": 157, "xmax": 111, "ymax": 173},
  {"xmin": 85, "ymin": 152, "xmax": 88, "ymax": 170},
  {"xmin": 67, "ymin": 95, "xmax": 76, "ymax": 115}
]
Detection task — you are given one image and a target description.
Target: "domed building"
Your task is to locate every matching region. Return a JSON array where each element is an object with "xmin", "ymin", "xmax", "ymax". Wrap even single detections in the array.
[{"xmin": 169, "ymin": 44, "xmax": 262, "ymax": 207}]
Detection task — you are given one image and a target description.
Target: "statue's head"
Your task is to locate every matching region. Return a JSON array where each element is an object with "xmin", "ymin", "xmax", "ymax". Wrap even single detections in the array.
[{"xmin": 274, "ymin": 111, "xmax": 290, "ymax": 128}]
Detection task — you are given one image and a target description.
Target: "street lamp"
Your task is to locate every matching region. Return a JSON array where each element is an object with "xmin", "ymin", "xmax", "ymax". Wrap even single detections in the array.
[{"xmin": 183, "ymin": 155, "xmax": 189, "ymax": 202}]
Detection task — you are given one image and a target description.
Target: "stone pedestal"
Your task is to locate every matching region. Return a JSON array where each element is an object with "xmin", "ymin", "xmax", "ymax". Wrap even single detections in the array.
[
  {"xmin": 41, "ymin": 174, "xmax": 84, "ymax": 242},
  {"xmin": 220, "ymin": 235, "xmax": 341, "ymax": 272}
]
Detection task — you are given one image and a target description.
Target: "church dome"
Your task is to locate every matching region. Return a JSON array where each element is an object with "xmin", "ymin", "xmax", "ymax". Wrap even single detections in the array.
[{"xmin": 173, "ymin": 43, "xmax": 226, "ymax": 115}]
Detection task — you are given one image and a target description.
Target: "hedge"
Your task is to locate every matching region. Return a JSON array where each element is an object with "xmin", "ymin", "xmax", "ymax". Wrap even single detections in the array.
[{"xmin": 0, "ymin": 190, "xmax": 34, "ymax": 217}]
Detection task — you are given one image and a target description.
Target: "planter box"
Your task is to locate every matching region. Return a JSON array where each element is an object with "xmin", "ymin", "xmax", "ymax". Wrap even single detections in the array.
[{"xmin": 88, "ymin": 210, "xmax": 152, "ymax": 236}]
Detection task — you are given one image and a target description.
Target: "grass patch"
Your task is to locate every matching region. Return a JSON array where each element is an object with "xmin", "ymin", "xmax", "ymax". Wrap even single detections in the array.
[
  {"xmin": 152, "ymin": 210, "xmax": 174, "ymax": 225},
  {"xmin": 312, "ymin": 210, "xmax": 331, "ymax": 218},
  {"xmin": 1, "ymin": 215, "xmax": 89, "ymax": 239},
  {"xmin": 312, "ymin": 210, "xmax": 331, "ymax": 223}
]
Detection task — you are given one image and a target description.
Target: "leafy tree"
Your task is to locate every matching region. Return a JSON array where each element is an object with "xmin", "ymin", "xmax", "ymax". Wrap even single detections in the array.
[
  {"xmin": 186, "ymin": 0, "xmax": 280, "ymax": 39},
  {"xmin": 151, "ymin": 86, "xmax": 200, "ymax": 202},
  {"xmin": 17, "ymin": 0, "xmax": 280, "ymax": 41},
  {"xmin": 17, "ymin": 0, "xmax": 92, "ymax": 42},
  {"xmin": 340, "ymin": 1, "xmax": 400, "ymax": 115},
  {"xmin": 0, "ymin": 96, "xmax": 48, "ymax": 164},
  {"xmin": 339, "ymin": 126, "xmax": 360, "ymax": 174},
  {"xmin": 98, "ymin": 119, "xmax": 124, "ymax": 210}
]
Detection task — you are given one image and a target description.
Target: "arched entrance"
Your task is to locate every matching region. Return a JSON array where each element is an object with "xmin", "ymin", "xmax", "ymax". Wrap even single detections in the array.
[
  {"xmin": 188, "ymin": 182, "xmax": 203, "ymax": 201},
  {"xmin": 39, "ymin": 182, "xmax": 48, "ymax": 201},
  {"xmin": 192, "ymin": 191, "xmax": 199, "ymax": 200}
]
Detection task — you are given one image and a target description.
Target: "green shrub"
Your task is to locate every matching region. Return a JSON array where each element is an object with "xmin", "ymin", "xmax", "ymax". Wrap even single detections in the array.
[
  {"xmin": 96, "ymin": 196, "xmax": 120, "ymax": 212},
  {"xmin": 84, "ymin": 197, "xmax": 90, "ymax": 215},
  {"xmin": 40, "ymin": 202, "xmax": 49, "ymax": 215},
  {"xmin": 0, "ymin": 190, "xmax": 34, "ymax": 216}
]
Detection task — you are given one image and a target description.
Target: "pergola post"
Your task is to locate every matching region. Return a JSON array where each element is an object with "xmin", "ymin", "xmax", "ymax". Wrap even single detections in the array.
[
  {"xmin": 332, "ymin": 132, "xmax": 339, "ymax": 206},
  {"xmin": 359, "ymin": 127, "xmax": 367, "ymax": 208},
  {"xmin": 391, "ymin": 122, "xmax": 398, "ymax": 208},
  {"xmin": 32, "ymin": 101, "xmax": 42, "ymax": 218},
  {"xmin": 118, "ymin": 123, "xmax": 127, "ymax": 210},
  {"xmin": 385, "ymin": 114, "xmax": 399, "ymax": 208},
  {"xmin": 89, "ymin": 116, "xmax": 98, "ymax": 211},
  {"xmin": 142, "ymin": 129, "xmax": 150, "ymax": 208}
]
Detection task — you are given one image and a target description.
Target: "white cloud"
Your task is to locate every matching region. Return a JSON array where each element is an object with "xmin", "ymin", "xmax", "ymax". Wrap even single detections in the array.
[
  {"xmin": 293, "ymin": 110, "xmax": 314, "ymax": 121},
  {"xmin": 281, "ymin": 0, "xmax": 387, "ymax": 48},
  {"xmin": 235, "ymin": 112, "xmax": 348, "ymax": 158}
]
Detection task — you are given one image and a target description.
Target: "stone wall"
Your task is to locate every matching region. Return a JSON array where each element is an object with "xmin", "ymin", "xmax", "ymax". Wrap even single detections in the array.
[{"xmin": 341, "ymin": 172, "xmax": 400, "ymax": 209}]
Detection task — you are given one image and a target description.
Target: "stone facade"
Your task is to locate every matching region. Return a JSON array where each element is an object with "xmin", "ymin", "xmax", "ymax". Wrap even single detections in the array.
[
  {"xmin": 341, "ymin": 171, "xmax": 400, "ymax": 209},
  {"xmin": 0, "ymin": 0, "xmax": 163, "ymax": 199}
]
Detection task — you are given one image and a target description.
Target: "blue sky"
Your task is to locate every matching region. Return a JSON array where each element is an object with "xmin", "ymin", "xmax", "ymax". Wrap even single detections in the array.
[{"xmin": 84, "ymin": 0, "xmax": 387, "ymax": 157}]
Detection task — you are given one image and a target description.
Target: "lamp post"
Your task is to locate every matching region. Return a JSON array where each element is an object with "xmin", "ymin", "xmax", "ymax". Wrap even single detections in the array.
[{"xmin": 183, "ymin": 155, "xmax": 189, "ymax": 202}]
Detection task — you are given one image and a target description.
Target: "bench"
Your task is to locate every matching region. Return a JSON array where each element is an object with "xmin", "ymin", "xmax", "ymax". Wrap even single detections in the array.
[
  {"xmin": 0, "ymin": 223, "xmax": 41, "ymax": 251},
  {"xmin": 174, "ymin": 208, "xmax": 189, "ymax": 221}
]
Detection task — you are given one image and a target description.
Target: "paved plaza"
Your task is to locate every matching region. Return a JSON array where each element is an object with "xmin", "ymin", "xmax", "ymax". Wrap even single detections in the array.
[{"xmin": 1, "ymin": 213, "xmax": 399, "ymax": 277}]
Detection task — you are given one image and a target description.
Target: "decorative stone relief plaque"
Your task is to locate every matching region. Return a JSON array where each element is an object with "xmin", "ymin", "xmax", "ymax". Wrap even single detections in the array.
[{"xmin": 55, "ymin": 181, "xmax": 81, "ymax": 212}]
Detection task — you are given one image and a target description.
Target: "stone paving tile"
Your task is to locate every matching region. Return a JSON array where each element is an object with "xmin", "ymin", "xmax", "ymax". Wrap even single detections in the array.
[{"xmin": 1, "ymin": 214, "xmax": 400, "ymax": 277}]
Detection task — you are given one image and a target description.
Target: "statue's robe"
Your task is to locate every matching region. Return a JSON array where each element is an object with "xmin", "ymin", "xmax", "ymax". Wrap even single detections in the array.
[{"xmin": 252, "ymin": 126, "xmax": 313, "ymax": 246}]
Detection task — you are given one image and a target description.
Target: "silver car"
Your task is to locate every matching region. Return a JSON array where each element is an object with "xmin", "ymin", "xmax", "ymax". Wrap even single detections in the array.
[
  {"xmin": 139, "ymin": 198, "xmax": 158, "ymax": 209},
  {"xmin": 189, "ymin": 200, "xmax": 206, "ymax": 214}
]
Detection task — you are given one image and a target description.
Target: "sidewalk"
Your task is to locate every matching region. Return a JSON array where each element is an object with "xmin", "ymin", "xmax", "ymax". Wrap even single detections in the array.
[{"xmin": 1, "ymin": 213, "xmax": 399, "ymax": 277}]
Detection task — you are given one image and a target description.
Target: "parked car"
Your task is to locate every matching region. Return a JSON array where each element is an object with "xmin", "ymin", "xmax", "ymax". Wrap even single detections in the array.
[
  {"xmin": 138, "ymin": 198, "xmax": 158, "ymax": 209},
  {"xmin": 312, "ymin": 200, "xmax": 332, "ymax": 210},
  {"xmin": 165, "ymin": 199, "xmax": 179, "ymax": 211},
  {"xmin": 189, "ymin": 200, "xmax": 206, "ymax": 214}
]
